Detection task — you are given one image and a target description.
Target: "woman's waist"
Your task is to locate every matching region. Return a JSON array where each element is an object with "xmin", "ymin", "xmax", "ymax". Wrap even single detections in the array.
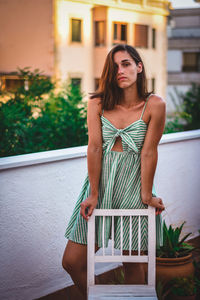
[
  {"xmin": 102, "ymin": 149, "xmax": 141, "ymax": 156},
  {"xmin": 102, "ymin": 140, "xmax": 143, "ymax": 154}
]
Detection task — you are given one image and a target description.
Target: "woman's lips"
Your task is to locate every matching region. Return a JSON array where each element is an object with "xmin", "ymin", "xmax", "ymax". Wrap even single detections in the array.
[{"xmin": 118, "ymin": 77, "xmax": 126, "ymax": 81}]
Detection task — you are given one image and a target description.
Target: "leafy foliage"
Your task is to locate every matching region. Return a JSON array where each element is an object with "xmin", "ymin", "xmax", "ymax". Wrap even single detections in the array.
[
  {"xmin": 164, "ymin": 116, "xmax": 184, "ymax": 134},
  {"xmin": 170, "ymin": 276, "xmax": 196, "ymax": 296},
  {"xmin": 0, "ymin": 95, "xmax": 32, "ymax": 157},
  {"xmin": 164, "ymin": 83, "xmax": 200, "ymax": 134},
  {"xmin": 16, "ymin": 67, "xmax": 54, "ymax": 99},
  {"xmin": 156, "ymin": 281, "xmax": 171, "ymax": 300},
  {"xmin": 180, "ymin": 83, "xmax": 200, "ymax": 131},
  {"xmin": 0, "ymin": 68, "xmax": 88, "ymax": 157},
  {"xmin": 156, "ymin": 221, "xmax": 195, "ymax": 258}
]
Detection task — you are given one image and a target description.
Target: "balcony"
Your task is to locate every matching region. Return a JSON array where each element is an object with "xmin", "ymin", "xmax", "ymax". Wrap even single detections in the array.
[{"xmin": 0, "ymin": 129, "xmax": 200, "ymax": 300}]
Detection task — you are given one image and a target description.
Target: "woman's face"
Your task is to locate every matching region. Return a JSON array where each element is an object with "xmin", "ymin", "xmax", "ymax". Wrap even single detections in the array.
[{"xmin": 113, "ymin": 50, "xmax": 142, "ymax": 89}]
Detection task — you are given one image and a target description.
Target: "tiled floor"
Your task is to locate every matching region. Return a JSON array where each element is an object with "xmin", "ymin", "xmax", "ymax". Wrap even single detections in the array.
[{"xmin": 36, "ymin": 236, "xmax": 200, "ymax": 300}]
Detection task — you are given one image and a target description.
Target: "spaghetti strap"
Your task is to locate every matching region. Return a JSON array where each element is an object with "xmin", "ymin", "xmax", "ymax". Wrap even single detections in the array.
[{"xmin": 140, "ymin": 94, "xmax": 152, "ymax": 120}]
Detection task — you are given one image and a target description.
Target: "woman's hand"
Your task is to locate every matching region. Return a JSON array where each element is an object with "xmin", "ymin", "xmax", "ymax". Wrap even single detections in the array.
[
  {"xmin": 145, "ymin": 196, "xmax": 165, "ymax": 216},
  {"xmin": 80, "ymin": 195, "xmax": 98, "ymax": 221}
]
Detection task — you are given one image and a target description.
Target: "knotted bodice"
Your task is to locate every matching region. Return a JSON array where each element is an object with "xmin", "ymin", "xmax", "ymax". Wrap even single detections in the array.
[{"xmin": 101, "ymin": 115, "xmax": 147, "ymax": 155}]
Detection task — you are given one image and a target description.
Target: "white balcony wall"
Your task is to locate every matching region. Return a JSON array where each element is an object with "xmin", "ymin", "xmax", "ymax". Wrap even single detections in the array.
[{"xmin": 0, "ymin": 130, "xmax": 200, "ymax": 300}]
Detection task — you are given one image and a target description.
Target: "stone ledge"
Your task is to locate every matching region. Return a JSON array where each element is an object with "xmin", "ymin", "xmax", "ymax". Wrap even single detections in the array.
[{"xmin": 1, "ymin": 130, "xmax": 200, "ymax": 170}]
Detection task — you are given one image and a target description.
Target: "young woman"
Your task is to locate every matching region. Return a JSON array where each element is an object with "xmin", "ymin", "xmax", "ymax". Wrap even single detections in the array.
[{"xmin": 62, "ymin": 44, "xmax": 165, "ymax": 297}]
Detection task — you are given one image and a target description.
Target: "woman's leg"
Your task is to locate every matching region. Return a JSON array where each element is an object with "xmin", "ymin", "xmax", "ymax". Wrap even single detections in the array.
[
  {"xmin": 62, "ymin": 240, "xmax": 87, "ymax": 296},
  {"xmin": 62, "ymin": 240, "xmax": 99, "ymax": 297},
  {"xmin": 123, "ymin": 250, "xmax": 145, "ymax": 284}
]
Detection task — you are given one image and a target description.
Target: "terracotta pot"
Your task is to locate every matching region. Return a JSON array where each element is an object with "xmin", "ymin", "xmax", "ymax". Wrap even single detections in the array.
[
  {"xmin": 156, "ymin": 254, "xmax": 194, "ymax": 283},
  {"xmin": 170, "ymin": 294, "xmax": 196, "ymax": 300}
]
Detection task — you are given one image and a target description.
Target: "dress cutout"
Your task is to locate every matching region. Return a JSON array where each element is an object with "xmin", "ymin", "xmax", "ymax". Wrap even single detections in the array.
[{"xmin": 65, "ymin": 94, "xmax": 162, "ymax": 250}]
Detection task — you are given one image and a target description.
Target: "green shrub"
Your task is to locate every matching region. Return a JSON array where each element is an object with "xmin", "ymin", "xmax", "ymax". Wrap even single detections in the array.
[
  {"xmin": 165, "ymin": 83, "xmax": 200, "ymax": 134},
  {"xmin": 164, "ymin": 116, "xmax": 184, "ymax": 134},
  {"xmin": 0, "ymin": 68, "xmax": 88, "ymax": 157},
  {"xmin": 180, "ymin": 83, "xmax": 200, "ymax": 131},
  {"xmin": 170, "ymin": 276, "xmax": 196, "ymax": 296}
]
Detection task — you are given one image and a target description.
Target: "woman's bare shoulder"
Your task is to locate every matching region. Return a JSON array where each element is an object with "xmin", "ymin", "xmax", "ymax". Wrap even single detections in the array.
[
  {"xmin": 148, "ymin": 94, "xmax": 166, "ymax": 108},
  {"xmin": 88, "ymin": 97, "xmax": 102, "ymax": 115},
  {"xmin": 148, "ymin": 94, "xmax": 166, "ymax": 119}
]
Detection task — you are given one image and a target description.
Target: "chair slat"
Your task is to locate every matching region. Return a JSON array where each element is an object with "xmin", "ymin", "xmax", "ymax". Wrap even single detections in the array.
[
  {"xmin": 120, "ymin": 216, "xmax": 123, "ymax": 256},
  {"xmin": 138, "ymin": 216, "xmax": 141, "ymax": 256},
  {"xmin": 148, "ymin": 206, "xmax": 156, "ymax": 286},
  {"xmin": 87, "ymin": 213, "xmax": 95, "ymax": 287},
  {"xmin": 102, "ymin": 216, "xmax": 105, "ymax": 256},
  {"xmin": 94, "ymin": 255, "xmax": 148, "ymax": 263},
  {"xmin": 94, "ymin": 209, "xmax": 149, "ymax": 216},
  {"xmin": 112, "ymin": 216, "xmax": 114, "ymax": 256},
  {"xmin": 129, "ymin": 216, "xmax": 132, "ymax": 256}
]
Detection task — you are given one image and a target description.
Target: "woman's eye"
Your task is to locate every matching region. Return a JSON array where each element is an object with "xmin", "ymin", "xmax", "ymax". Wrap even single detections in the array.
[{"xmin": 123, "ymin": 63, "xmax": 130, "ymax": 67}]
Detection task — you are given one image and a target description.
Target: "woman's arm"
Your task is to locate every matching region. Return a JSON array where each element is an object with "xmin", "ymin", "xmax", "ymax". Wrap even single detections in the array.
[
  {"xmin": 141, "ymin": 95, "xmax": 166, "ymax": 213},
  {"xmin": 80, "ymin": 98, "xmax": 103, "ymax": 220}
]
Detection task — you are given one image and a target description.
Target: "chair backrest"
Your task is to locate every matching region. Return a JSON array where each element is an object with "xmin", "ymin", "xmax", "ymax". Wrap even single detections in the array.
[{"xmin": 87, "ymin": 207, "xmax": 156, "ymax": 288}]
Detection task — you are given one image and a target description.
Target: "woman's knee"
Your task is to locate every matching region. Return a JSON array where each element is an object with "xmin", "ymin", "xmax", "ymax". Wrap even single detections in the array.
[
  {"xmin": 62, "ymin": 254, "xmax": 75, "ymax": 273},
  {"xmin": 62, "ymin": 245, "xmax": 70, "ymax": 270},
  {"xmin": 62, "ymin": 241, "xmax": 87, "ymax": 274},
  {"xmin": 62, "ymin": 250, "xmax": 80, "ymax": 273}
]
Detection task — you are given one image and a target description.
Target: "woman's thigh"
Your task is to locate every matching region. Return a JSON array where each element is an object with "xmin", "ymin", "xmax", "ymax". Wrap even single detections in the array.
[{"xmin": 62, "ymin": 240, "xmax": 99, "ymax": 271}]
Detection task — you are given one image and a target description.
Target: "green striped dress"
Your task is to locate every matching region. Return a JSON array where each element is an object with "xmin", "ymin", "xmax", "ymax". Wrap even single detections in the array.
[{"xmin": 65, "ymin": 95, "xmax": 162, "ymax": 250}]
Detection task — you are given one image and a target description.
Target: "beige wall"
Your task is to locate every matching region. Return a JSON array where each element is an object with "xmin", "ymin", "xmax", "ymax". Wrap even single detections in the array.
[
  {"xmin": 0, "ymin": 0, "xmax": 169, "ymax": 97},
  {"xmin": 54, "ymin": 0, "xmax": 94, "ymax": 93},
  {"xmin": 54, "ymin": 1, "xmax": 169, "ymax": 98},
  {"xmin": 0, "ymin": 0, "xmax": 54, "ymax": 76}
]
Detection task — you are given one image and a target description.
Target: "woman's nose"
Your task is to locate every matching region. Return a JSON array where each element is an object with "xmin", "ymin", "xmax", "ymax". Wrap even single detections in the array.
[{"xmin": 117, "ymin": 66, "xmax": 123, "ymax": 74}]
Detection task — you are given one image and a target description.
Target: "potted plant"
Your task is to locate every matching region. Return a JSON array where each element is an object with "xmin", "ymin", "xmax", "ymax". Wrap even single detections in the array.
[
  {"xmin": 193, "ymin": 255, "xmax": 200, "ymax": 300},
  {"xmin": 169, "ymin": 276, "xmax": 196, "ymax": 300},
  {"xmin": 156, "ymin": 280, "xmax": 171, "ymax": 300},
  {"xmin": 156, "ymin": 221, "xmax": 195, "ymax": 283}
]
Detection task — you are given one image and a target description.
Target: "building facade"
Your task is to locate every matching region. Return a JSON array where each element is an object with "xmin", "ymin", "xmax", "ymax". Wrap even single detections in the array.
[
  {"xmin": 54, "ymin": 0, "xmax": 170, "ymax": 98},
  {"xmin": 0, "ymin": 0, "xmax": 170, "ymax": 99},
  {"xmin": 167, "ymin": 7, "xmax": 200, "ymax": 114},
  {"xmin": 0, "ymin": 0, "xmax": 54, "ymax": 92}
]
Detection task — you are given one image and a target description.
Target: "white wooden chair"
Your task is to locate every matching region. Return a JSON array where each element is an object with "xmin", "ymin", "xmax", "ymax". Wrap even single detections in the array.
[{"xmin": 87, "ymin": 207, "xmax": 158, "ymax": 300}]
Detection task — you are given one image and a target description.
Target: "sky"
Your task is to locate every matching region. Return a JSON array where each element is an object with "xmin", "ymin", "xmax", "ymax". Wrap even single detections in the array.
[{"xmin": 170, "ymin": 0, "xmax": 200, "ymax": 9}]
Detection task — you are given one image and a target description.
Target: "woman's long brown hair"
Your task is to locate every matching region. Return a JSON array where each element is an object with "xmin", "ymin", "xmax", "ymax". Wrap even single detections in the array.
[{"xmin": 90, "ymin": 44, "xmax": 152, "ymax": 110}]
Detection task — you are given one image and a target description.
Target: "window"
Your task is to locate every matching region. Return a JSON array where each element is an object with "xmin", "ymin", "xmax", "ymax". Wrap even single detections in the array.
[
  {"xmin": 182, "ymin": 52, "xmax": 200, "ymax": 72},
  {"xmin": 0, "ymin": 75, "xmax": 25, "ymax": 92},
  {"xmin": 0, "ymin": 74, "xmax": 50, "ymax": 93},
  {"xmin": 134, "ymin": 24, "xmax": 148, "ymax": 48},
  {"xmin": 71, "ymin": 78, "xmax": 81, "ymax": 89},
  {"xmin": 5, "ymin": 78, "xmax": 24, "ymax": 91},
  {"xmin": 113, "ymin": 22, "xmax": 127, "ymax": 44},
  {"xmin": 151, "ymin": 78, "xmax": 155, "ymax": 92},
  {"xmin": 71, "ymin": 19, "xmax": 82, "ymax": 42},
  {"xmin": 95, "ymin": 21, "xmax": 105, "ymax": 46},
  {"xmin": 152, "ymin": 28, "xmax": 156, "ymax": 49}
]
